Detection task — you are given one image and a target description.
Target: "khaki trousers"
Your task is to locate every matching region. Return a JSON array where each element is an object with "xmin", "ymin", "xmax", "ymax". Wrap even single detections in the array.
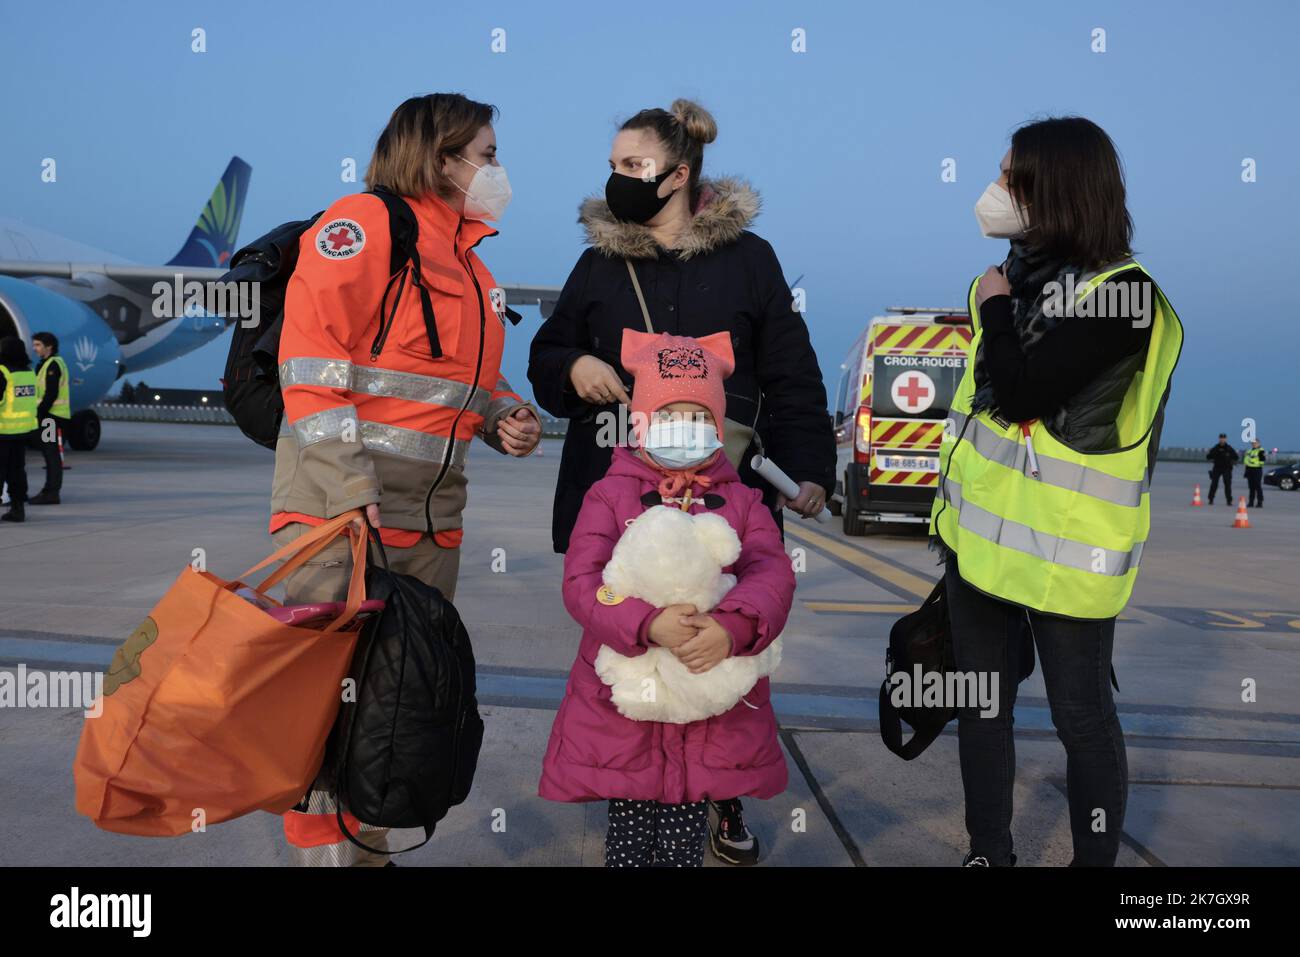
[{"xmin": 272, "ymin": 523, "xmax": 460, "ymax": 866}]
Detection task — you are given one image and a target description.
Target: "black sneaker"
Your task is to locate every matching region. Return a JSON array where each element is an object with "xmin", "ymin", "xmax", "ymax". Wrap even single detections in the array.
[
  {"xmin": 708, "ymin": 799, "xmax": 760, "ymax": 866},
  {"xmin": 962, "ymin": 850, "xmax": 1016, "ymax": 866},
  {"xmin": 28, "ymin": 491, "xmax": 59, "ymax": 505},
  {"xmin": 1, "ymin": 509, "xmax": 25, "ymax": 523}
]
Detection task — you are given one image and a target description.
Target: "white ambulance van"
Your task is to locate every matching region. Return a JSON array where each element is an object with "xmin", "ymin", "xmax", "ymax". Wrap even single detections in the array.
[{"xmin": 830, "ymin": 307, "xmax": 972, "ymax": 535}]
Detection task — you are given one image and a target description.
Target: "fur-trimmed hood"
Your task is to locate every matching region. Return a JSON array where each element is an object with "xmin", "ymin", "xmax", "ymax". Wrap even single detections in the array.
[{"xmin": 578, "ymin": 176, "xmax": 761, "ymax": 260}]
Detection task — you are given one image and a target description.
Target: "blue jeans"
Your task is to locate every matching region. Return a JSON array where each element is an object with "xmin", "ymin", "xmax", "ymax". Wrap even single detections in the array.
[{"xmin": 944, "ymin": 559, "xmax": 1128, "ymax": 866}]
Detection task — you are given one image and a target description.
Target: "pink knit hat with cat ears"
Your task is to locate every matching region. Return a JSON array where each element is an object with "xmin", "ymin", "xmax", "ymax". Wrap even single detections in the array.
[{"xmin": 621, "ymin": 330, "xmax": 735, "ymax": 445}]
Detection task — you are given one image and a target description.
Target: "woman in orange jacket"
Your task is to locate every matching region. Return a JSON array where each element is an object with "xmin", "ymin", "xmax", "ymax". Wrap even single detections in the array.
[{"xmin": 272, "ymin": 93, "xmax": 540, "ymax": 866}]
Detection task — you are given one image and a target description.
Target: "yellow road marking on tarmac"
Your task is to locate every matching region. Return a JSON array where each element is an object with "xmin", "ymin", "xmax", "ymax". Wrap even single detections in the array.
[
  {"xmin": 1205, "ymin": 610, "xmax": 1266, "ymax": 629},
  {"xmin": 804, "ymin": 601, "xmax": 918, "ymax": 614},
  {"xmin": 784, "ymin": 523, "xmax": 936, "ymax": 598}
]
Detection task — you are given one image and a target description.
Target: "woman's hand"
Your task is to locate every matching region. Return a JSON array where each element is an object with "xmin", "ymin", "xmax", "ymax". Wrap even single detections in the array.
[
  {"xmin": 497, "ymin": 407, "xmax": 541, "ymax": 456},
  {"xmin": 349, "ymin": 503, "xmax": 382, "ymax": 535},
  {"xmin": 778, "ymin": 481, "xmax": 828, "ymax": 518},
  {"xmin": 569, "ymin": 355, "xmax": 631, "ymax": 406},
  {"xmin": 674, "ymin": 614, "xmax": 732, "ymax": 673},
  {"xmin": 975, "ymin": 265, "xmax": 1011, "ymax": 307},
  {"xmin": 647, "ymin": 603, "xmax": 699, "ymax": 649}
]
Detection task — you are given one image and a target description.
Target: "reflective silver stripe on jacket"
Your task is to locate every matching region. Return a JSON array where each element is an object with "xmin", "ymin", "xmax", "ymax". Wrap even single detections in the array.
[
  {"xmin": 282, "ymin": 411, "xmax": 468, "ymax": 467},
  {"xmin": 359, "ymin": 422, "xmax": 469, "ymax": 467},
  {"xmin": 280, "ymin": 357, "xmax": 490, "ymax": 415},
  {"xmin": 290, "ymin": 405, "xmax": 359, "ymax": 447},
  {"xmin": 942, "ymin": 478, "xmax": 1143, "ymax": 576},
  {"xmin": 483, "ymin": 393, "xmax": 520, "ymax": 424},
  {"xmin": 280, "ymin": 357, "xmax": 353, "ymax": 390},
  {"xmin": 947, "ymin": 410, "xmax": 1146, "ymax": 507},
  {"xmin": 351, "ymin": 366, "xmax": 489, "ymax": 416}
]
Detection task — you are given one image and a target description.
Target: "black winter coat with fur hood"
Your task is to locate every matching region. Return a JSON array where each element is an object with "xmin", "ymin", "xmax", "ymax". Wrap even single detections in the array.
[{"xmin": 528, "ymin": 177, "xmax": 836, "ymax": 553}]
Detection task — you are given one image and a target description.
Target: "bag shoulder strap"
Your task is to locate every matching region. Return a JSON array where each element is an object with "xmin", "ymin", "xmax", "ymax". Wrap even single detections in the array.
[
  {"xmin": 626, "ymin": 259, "xmax": 654, "ymax": 334},
  {"xmin": 878, "ymin": 681, "xmax": 946, "ymax": 760},
  {"xmin": 370, "ymin": 187, "xmax": 442, "ymax": 359}
]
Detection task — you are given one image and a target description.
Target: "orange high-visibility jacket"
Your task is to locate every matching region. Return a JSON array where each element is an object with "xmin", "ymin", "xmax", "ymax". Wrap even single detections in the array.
[{"xmin": 270, "ymin": 191, "xmax": 531, "ymax": 545}]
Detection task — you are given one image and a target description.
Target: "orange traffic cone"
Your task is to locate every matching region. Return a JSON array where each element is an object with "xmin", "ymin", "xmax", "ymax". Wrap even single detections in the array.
[
  {"xmin": 1232, "ymin": 497, "xmax": 1251, "ymax": 529},
  {"xmin": 1190, "ymin": 483, "xmax": 1203, "ymax": 506}
]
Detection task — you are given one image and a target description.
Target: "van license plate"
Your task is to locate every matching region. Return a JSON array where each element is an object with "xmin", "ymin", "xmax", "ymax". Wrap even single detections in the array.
[{"xmin": 876, "ymin": 454, "xmax": 939, "ymax": 472}]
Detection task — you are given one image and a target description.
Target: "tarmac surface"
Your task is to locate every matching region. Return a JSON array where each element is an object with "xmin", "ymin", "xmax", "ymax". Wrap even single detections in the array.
[{"xmin": 2, "ymin": 423, "xmax": 1297, "ymax": 866}]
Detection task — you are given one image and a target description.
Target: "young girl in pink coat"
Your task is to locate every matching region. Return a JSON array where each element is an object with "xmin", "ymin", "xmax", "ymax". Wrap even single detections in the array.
[{"xmin": 538, "ymin": 330, "xmax": 796, "ymax": 867}]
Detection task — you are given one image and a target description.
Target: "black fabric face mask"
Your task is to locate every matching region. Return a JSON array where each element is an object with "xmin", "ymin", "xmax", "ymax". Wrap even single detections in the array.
[{"xmin": 605, "ymin": 168, "xmax": 678, "ymax": 224}]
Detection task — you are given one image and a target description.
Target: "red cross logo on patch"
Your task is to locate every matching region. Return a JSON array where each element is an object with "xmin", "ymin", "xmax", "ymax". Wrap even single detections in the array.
[
  {"xmin": 315, "ymin": 218, "xmax": 366, "ymax": 260},
  {"xmin": 891, "ymin": 370, "xmax": 935, "ymax": 413}
]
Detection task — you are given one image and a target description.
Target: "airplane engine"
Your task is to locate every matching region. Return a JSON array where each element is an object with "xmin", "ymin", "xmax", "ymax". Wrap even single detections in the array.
[{"xmin": 0, "ymin": 276, "xmax": 123, "ymax": 450}]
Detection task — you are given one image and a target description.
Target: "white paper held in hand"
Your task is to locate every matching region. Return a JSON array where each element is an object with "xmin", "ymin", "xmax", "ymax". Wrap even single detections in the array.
[{"xmin": 750, "ymin": 454, "xmax": 832, "ymax": 524}]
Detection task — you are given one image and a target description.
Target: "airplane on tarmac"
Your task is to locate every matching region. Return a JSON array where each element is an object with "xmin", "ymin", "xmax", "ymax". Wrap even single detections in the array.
[{"xmin": 0, "ymin": 157, "xmax": 561, "ymax": 450}]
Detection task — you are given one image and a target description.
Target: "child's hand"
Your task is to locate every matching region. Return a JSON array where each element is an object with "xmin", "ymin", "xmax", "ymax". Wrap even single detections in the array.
[
  {"xmin": 674, "ymin": 615, "xmax": 732, "ymax": 673},
  {"xmin": 647, "ymin": 604, "xmax": 699, "ymax": 649}
]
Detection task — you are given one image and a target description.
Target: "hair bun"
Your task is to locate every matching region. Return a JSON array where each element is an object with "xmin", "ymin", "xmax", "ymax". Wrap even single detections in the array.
[{"xmin": 670, "ymin": 99, "xmax": 717, "ymax": 145}]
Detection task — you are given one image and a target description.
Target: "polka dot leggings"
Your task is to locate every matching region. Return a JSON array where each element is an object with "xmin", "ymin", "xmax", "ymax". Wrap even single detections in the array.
[{"xmin": 605, "ymin": 799, "xmax": 709, "ymax": 868}]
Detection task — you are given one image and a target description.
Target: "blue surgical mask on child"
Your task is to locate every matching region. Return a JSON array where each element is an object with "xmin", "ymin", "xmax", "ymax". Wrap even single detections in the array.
[{"xmin": 642, "ymin": 419, "xmax": 723, "ymax": 469}]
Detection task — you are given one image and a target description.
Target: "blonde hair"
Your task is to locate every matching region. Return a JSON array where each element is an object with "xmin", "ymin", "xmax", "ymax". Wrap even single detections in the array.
[
  {"xmin": 365, "ymin": 93, "xmax": 497, "ymax": 198},
  {"xmin": 619, "ymin": 98, "xmax": 718, "ymax": 203}
]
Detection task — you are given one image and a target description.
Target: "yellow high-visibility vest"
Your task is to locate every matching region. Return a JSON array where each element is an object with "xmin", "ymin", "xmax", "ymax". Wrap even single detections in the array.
[
  {"xmin": 36, "ymin": 354, "xmax": 71, "ymax": 420},
  {"xmin": 0, "ymin": 365, "xmax": 39, "ymax": 435},
  {"xmin": 930, "ymin": 259, "xmax": 1183, "ymax": 619},
  {"xmin": 1244, "ymin": 447, "xmax": 1265, "ymax": 468}
]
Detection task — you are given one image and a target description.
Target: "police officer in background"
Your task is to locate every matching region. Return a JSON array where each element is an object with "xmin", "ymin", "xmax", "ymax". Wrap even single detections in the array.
[
  {"xmin": 1243, "ymin": 438, "xmax": 1266, "ymax": 508},
  {"xmin": 29, "ymin": 332, "xmax": 69, "ymax": 505},
  {"xmin": 1205, "ymin": 433, "xmax": 1239, "ymax": 506},
  {"xmin": 0, "ymin": 336, "xmax": 38, "ymax": 523}
]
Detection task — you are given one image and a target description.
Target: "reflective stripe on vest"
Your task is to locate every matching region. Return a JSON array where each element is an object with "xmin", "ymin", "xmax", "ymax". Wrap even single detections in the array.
[
  {"xmin": 0, "ymin": 365, "xmax": 39, "ymax": 434},
  {"xmin": 931, "ymin": 258, "xmax": 1182, "ymax": 619},
  {"xmin": 282, "ymin": 406, "xmax": 470, "ymax": 468},
  {"xmin": 36, "ymin": 355, "xmax": 71, "ymax": 420},
  {"xmin": 1244, "ymin": 448, "xmax": 1264, "ymax": 467}
]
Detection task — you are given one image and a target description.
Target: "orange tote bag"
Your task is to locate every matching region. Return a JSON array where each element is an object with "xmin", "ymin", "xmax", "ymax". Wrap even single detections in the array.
[{"xmin": 74, "ymin": 510, "xmax": 369, "ymax": 836}]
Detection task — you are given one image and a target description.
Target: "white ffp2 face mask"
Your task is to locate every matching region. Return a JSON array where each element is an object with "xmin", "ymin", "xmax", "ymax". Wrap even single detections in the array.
[
  {"xmin": 454, "ymin": 155, "xmax": 512, "ymax": 221},
  {"xmin": 643, "ymin": 419, "xmax": 723, "ymax": 469},
  {"xmin": 974, "ymin": 181, "xmax": 1028, "ymax": 239}
]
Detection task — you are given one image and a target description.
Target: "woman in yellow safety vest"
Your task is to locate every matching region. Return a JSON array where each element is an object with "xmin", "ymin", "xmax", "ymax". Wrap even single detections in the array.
[
  {"xmin": 931, "ymin": 117, "xmax": 1182, "ymax": 867},
  {"xmin": 0, "ymin": 336, "xmax": 39, "ymax": 523}
]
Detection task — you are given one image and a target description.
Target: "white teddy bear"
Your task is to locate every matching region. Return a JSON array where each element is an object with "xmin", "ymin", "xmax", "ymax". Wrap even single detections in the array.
[{"xmin": 595, "ymin": 505, "xmax": 782, "ymax": 723}]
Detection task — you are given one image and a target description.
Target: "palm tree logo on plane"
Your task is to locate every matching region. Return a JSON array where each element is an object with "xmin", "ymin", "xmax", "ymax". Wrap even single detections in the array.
[{"xmin": 73, "ymin": 336, "xmax": 98, "ymax": 372}]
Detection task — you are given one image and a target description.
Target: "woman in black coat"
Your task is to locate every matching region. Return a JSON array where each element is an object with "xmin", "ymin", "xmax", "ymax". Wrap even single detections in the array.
[
  {"xmin": 528, "ymin": 99, "xmax": 836, "ymax": 867},
  {"xmin": 528, "ymin": 99, "xmax": 836, "ymax": 557}
]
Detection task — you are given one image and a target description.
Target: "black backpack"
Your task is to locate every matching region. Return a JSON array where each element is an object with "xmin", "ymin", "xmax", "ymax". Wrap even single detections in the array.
[
  {"xmin": 331, "ymin": 534, "xmax": 484, "ymax": 854},
  {"xmin": 220, "ymin": 188, "xmax": 441, "ymax": 449}
]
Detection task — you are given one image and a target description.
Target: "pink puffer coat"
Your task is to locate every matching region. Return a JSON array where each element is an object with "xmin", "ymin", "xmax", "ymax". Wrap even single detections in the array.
[{"xmin": 538, "ymin": 447, "xmax": 796, "ymax": 804}]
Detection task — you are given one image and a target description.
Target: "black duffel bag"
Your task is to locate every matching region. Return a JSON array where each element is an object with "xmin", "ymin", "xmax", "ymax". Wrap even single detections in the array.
[
  {"xmin": 879, "ymin": 572, "xmax": 1040, "ymax": 760},
  {"xmin": 332, "ymin": 532, "xmax": 485, "ymax": 854},
  {"xmin": 878, "ymin": 580, "xmax": 956, "ymax": 760}
]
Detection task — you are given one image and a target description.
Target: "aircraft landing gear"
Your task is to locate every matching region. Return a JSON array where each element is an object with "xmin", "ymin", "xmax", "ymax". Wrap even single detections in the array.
[{"xmin": 66, "ymin": 409, "xmax": 101, "ymax": 451}]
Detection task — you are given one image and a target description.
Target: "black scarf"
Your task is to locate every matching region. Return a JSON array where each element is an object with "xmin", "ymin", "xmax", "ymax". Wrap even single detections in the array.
[{"xmin": 970, "ymin": 239, "xmax": 1080, "ymax": 415}]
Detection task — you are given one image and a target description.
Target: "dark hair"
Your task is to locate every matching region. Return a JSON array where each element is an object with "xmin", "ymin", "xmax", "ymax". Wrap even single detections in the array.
[
  {"xmin": 0, "ymin": 336, "xmax": 31, "ymax": 370},
  {"xmin": 33, "ymin": 331, "xmax": 58, "ymax": 353},
  {"xmin": 1008, "ymin": 116, "xmax": 1133, "ymax": 269},
  {"xmin": 366, "ymin": 93, "xmax": 498, "ymax": 198},
  {"xmin": 619, "ymin": 99, "xmax": 717, "ymax": 205}
]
